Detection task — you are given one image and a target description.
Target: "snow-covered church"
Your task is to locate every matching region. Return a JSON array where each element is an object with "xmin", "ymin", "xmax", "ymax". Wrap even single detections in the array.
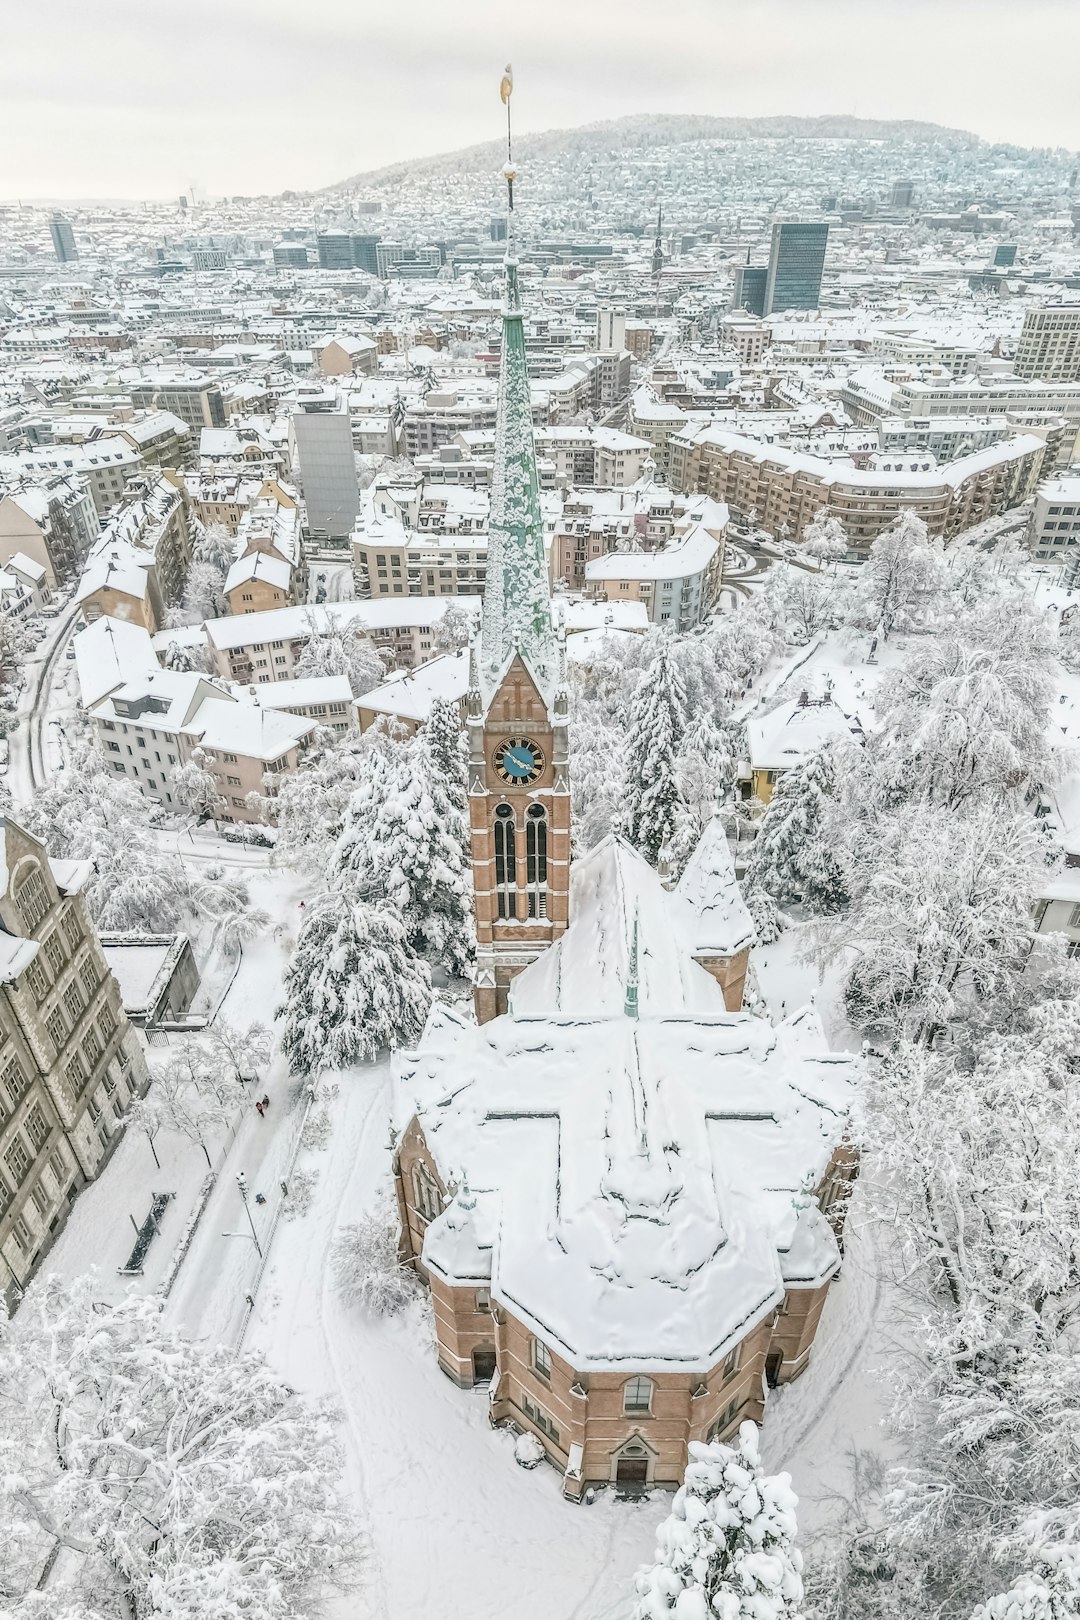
[{"xmin": 391, "ymin": 156, "xmax": 859, "ymax": 1500}]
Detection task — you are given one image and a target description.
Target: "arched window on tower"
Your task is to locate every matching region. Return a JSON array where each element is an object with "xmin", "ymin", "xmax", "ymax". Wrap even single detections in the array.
[
  {"xmin": 494, "ymin": 804, "xmax": 516, "ymax": 920},
  {"xmin": 526, "ymin": 804, "xmax": 547, "ymax": 919}
]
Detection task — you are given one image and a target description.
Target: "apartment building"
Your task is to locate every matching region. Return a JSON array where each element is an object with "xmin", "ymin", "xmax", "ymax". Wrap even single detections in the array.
[
  {"xmin": 313, "ymin": 335, "xmax": 378, "ymax": 377},
  {"xmin": 1029, "ymin": 477, "xmax": 1080, "ymax": 560},
  {"xmin": 584, "ymin": 517, "xmax": 725, "ymax": 628},
  {"xmin": 250, "ymin": 674, "xmax": 355, "ymax": 735},
  {"xmin": 1014, "ymin": 305, "xmax": 1080, "ymax": 383},
  {"xmin": 224, "ymin": 551, "xmax": 293, "ymax": 614},
  {"xmin": 0, "ymin": 817, "xmax": 149, "ymax": 1306},
  {"xmin": 842, "ymin": 368, "xmax": 1080, "ymax": 463},
  {"xmin": 0, "ymin": 477, "xmax": 97, "ymax": 586},
  {"xmin": 129, "ymin": 373, "xmax": 227, "ymax": 432},
  {"xmin": 76, "ymin": 476, "xmax": 192, "ymax": 631},
  {"xmin": 670, "ymin": 425, "xmax": 1046, "ymax": 553},
  {"xmin": 353, "ymin": 501, "xmax": 489, "ymax": 599},
  {"xmin": 0, "ymin": 441, "xmax": 142, "ymax": 519},
  {"xmin": 203, "ymin": 599, "xmax": 479, "ymax": 683},
  {"xmin": 720, "ymin": 314, "xmax": 772, "ymax": 366}
]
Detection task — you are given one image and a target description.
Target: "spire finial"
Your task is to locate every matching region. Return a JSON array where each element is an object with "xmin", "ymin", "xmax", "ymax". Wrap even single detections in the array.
[
  {"xmin": 624, "ymin": 913, "xmax": 640, "ymax": 1020},
  {"xmin": 500, "ymin": 65, "xmax": 516, "ymax": 226}
]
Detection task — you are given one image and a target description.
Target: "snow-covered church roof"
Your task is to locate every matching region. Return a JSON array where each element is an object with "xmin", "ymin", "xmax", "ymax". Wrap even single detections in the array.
[{"xmin": 394, "ymin": 839, "xmax": 857, "ymax": 1377}]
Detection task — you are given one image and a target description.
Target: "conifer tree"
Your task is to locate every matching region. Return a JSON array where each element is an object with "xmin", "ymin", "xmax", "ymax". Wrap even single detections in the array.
[
  {"xmin": 634, "ymin": 1422, "xmax": 806, "ymax": 1620},
  {"xmin": 619, "ymin": 640, "xmax": 688, "ymax": 866},
  {"xmin": 744, "ymin": 746, "xmax": 848, "ymax": 914},
  {"xmin": 277, "ymin": 889, "xmax": 430, "ymax": 1073},
  {"xmin": 425, "ymin": 696, "xmax": 469, "ymax": 811},
  {"xmin": 333, "ymin": 734, "xmax": 474, "ymax": 977}
]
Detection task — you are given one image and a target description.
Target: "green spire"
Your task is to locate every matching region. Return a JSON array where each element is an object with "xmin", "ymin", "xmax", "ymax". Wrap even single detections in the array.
[{"xmin": 479, "ymin": 110, "xmax": 555, "ymax": 693}]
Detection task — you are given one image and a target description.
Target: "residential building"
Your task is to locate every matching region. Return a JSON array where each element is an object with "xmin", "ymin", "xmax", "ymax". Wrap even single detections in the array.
[
  {"xmin": 376, "ymin": 243, "xmax": 444, "ymax": 278},
  {"xmin": 1014, "ymin": 305, "xmax": 1080, "ymax": 383},
  {"xmin": 130, "ymin": 374, "xmax": 226, "ymax": 432},
  {"xmin": 76, "ymin": 477, "xmax": 192, "ymax": 631},
  {"xmin": 201, "ymin": 598, "xmax": 478, "ymax": 682},
  {"xmin": 0, "ymin": 478, "xmax": 97, "ymax": 585},
  {"xmin": 764, "ymin": 222, "xmax": 829, "ymax": 315},
  {"xmin": 314, "ymin": 335, "xmax": 378, "ymax": 378},
  {"xmin": 746, "ymin": 690, "xmax": 867, "ymax": 805},
  {"xmin": 584, "ymin": 516, "xmax": 725, "ymax": 628},
  {"xmin": 721, "ymin": 314, "xmax": 772, "ymax": 366},
  {"xmin": 1029, "ymin": 476, "xmax": 1080, "ymax": 559},
  {"xmin": 250, "ymin": 674, "xmax": 355, "ymax": 735},
  {"xmin": 0, "ymin": 817, "xmax": 149, "ymax": 1307},
  {"xmin": 224, "ymin": 551, "xmax": 293, "ymax": 614}
]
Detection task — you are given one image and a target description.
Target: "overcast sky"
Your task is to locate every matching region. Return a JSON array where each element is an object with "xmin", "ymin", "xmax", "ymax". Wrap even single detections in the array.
[{"xmin": 2, "ymin": 0, "xmax": 1078, "ymax": 201}]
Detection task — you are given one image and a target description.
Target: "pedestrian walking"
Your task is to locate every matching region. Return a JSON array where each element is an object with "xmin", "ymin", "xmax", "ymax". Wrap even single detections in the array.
[
  {"xmin": 262, "ymin": 1093, "xmax": 270, "ymax": 1110},
  {"xmin": 255, "ymin": 1100, "xmax": 264, "ymax": 1118}
]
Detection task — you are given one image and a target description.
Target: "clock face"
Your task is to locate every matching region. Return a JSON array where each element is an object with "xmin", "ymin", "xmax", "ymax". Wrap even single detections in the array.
[{"xmin": 492, "ymin": 736, "xmax": 545, "ymax": 785}]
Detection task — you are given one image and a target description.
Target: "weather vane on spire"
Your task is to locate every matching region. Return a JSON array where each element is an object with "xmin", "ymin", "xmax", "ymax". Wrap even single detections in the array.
[{"xmin": 500, "ymin": 64, "xmax": 516, "ymax": 216}]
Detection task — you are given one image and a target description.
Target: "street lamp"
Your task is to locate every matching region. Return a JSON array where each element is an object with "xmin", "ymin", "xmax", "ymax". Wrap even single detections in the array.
[{"xmin": 233, "ymin": 1172, "xmax": 264, "ymax": 1259}]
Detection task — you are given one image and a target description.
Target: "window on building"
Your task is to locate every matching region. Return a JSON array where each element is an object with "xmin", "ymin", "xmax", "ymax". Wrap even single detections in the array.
[
  {"xmin": 520, "ymin": 1390, "xmax": 559, "ymax": 1444},
  {"xmin": 25, "ymin": 958, "xmax": 49, "ymax": 1002},
  {"xmin": 706, "ymin": 1398, "xmax": 742, "ymax": 1444},
  {"xmin": 526, "ymin": 804, "xmax": 548, "ymax": 919},
  {"xmin": 31, "ymin": 1183, "xmax": 50, "ymax": 1218},
  {"xmin": 25, "ymin": 1105, "xmax": 48, "ymax": 1151},
  {"xmin": 3, "ymin": 1056, "xmax": 28, "ymax": 1110},
  {"xmin": 48, "ymin": 1147, "xmax": 66, "ymax": 1187},
  {"xmin": 98, "ymin": 1005, "xmax": 117, "ymax": 1040},
  {"xmin": 45, "ymin": 1009, "xmax": 67, "ymax": 1051},
  {"xmin": 494, "ymin": 804, "xmax": 516, "ymax": 920},
  {"xmin": 476, "ymin": 1288, "xmax": 491, "ymax": 1312},
  {"xmin": 412, "ymin": 1162, "xmax": 442, "ymax": 1222},
  {"xmin": 79, "ymin": 962, "xmax": 97, "ymax": 1001},
  {"xmin": 62, "ymin": 913, "xmax": 81, "ymax": 952},
  {"xmin": 532, "ymin": 1338, "xmax": 552, "ymax": 1380},
  {"xmin": 623, "ymin": 1376, "xmax": 653, "ymax": 1414},
  {"xmin": 11, "ymin": 1215, "xmax": 33, "ymax": 1253},
  {"xmin": 15, "ymin": 868, "xmax": 50, "ymax": 931},
  {"xmin": 721, "ymin": 1344, "xmax": 741, "ymax": 1382},
  {"xmin": 4, "ymin": 1134, "xmax": 31, "ymax": 1184},
  {"xmin": 62, "ymin": 983, "xmax": 83, "ymax": 1024}
]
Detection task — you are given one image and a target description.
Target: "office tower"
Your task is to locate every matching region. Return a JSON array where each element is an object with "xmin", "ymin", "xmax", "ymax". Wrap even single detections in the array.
[
  {"xmin": 273, "ymin": 243, "xmax": 310, "ymax": 269},
  {"xmin": 192, "ymin": 248, "xmax": 226, "ymax": 271},
  {"xmin": 317, "ymin": 232, "xmax": 353, "ymax": 270},
  {"xmin": 993, "ymin": 243, "xmax": 1018, "ymax": 268},
  {"xmin": 891, "ymin": 179, "xmax": 915, "ymax": 209},
  {"xmin": 731, "ymin": 264, "xmax": 768, "ymax": 318},
  {"xmin": 1015, "ymin": 305, "xmax": 1080, "ymax": 383},
  {"xmin": 350, "ymin": 234, "xmax": 381, "ymax": 275},
  {"xmin": 596, "ymin": 309, "xmax": 626, "ymax": 352},
  {"xmin": 288, "ymin": 398, "xmax": 359, "ymax": 540},
  {"xmin": 764, "ymin": 221, "xmax": 829, "ymax": 315},
  {"xmin": 49, "ymin": 216, "xmax": 77, "ymax": 262},
  {"xmin": 490, "ymin": 217, "xmax": 508, "ymax": 242},
  {"xmin": 375, "ymin": 243, "xmax": 444, "ymax": 278}
]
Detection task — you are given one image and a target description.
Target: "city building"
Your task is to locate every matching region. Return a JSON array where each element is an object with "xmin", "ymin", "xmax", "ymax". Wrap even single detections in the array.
[
  {"xmin": 0, "ymin": 816, "xmax": 149, "ymax": 1307},
  {"xmin": 314, "ymin": 335, "xmax": 378, "ymax": 378},
  {"xmin": 200, "ymin": 598, "xmax": 478, "ymax": 682},
  {"xmin": 273, "ymin": 243, "xmax": 310, "ymax": 270},
  {"xmin": 1029, "ymin": 476, "xmax": 1080, "ymax": 559},
  {"xmin": 764, "ymin": 222, "xmax": 829, "ymax": 315},
  {"xmin": 129, "ymin": 373, "xmax": 226, "ymax": 432},
  {"xmin": 192, "ymin": 248, "xmax": 227, "ymax": 272},
  {"xmin": 0, "ymin": 479, "xmax": 97, "ymax": 586},
  {"xmin": 584, "ymin": 514, "xmax": 726, "ymax": 628},
  {"xmin": 730, "ymin": 264, "xmax": 768, "ymax": 318},
  {"xmin": 288, "ymin": 394, "xmax": 359, "ymax": 541},
  {"xmin": 1014, "ymin": 305, "xmax": 1080, "ymax": 383},
  {"xmin": 49, "ymin": 215, "xmax": 77, "ymax": 262},
  {"xmin": 890, "ymin": 180, "xmax": 915, "ymax": 209},
  {"xmin": 376, "ymin": 243, "xmax": 445, "ymax": 278}
]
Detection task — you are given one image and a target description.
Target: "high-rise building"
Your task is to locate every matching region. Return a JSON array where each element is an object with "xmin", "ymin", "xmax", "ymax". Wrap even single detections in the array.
[
  {"xmin": 890, "ymin": 179, "xmax": 915, "ymax": 209},
  {"xmin": 316, "ymin": 232, "xmax": 381, "ymax": 274},
  {"xmin": 595, "ymin": 309, "xmax": 626, "ymax": 353},
  {"xmin": 288, "ymin": 394, "xmax": 359, "ymax": 540},
  {"xmin": 490, "ymin": 217, "xmax": 508, "ymax": 243},
  {"xmin": 192, "ymin": 248, "xmax": 227, "ymax": 271},
  {"xmin": 993, "ymin": 243, "xmax": 1018, "ymax": 268},
  {"xmin": 764, "ymin": 222, "xmax": 829, "ymax": 315},
  {"xmin": 731, "ymin": 263, "xmax": 768, "ymax": 318},
  {"xmin": 376, "ymin": 243, "xmax": 444, "ymax": 279},
  {"xmin": 1015, "ymin": 305, "xmax": 1080, "ymax": 383},
  {"xmin": 273, "ymin": 242, "xmax": 310, "ymax": 269},
  {"xmin": 49, "ymin": 216, "xmax": 77, "ymax": 263}
]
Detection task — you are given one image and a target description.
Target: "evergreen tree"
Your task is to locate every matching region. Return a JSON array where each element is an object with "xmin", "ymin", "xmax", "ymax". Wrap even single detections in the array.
[
  {"xmin": 333, "ymin": 735, "xmax": 474, "ymax": 977},
  {"xmin": 745, "ymin": 746, "xmax": 848, "ymax": 914},
  {"xmin": 425, "ymin": 696, "xmax": 469, "ymax": 811},
  {"xmin": 277, "ymin": 888, "xmax": 431, "ymax": 1073},
  {"xmin": 619, "ymin": 640, "xmax": 688, "ymax": 866},
  {"xmin": 634, "ymin": 1422, "xmax": 806, "ymax": 1620}
]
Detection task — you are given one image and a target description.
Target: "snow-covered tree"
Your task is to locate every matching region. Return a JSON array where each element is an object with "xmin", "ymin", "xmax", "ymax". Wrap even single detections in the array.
[
  {"xmin": 424, "ymin": 696, "xmax": 468, "ymax": 810},
  {"xmin": 332, "ymin": 1200, "xmax": 418, "ymax": 1315},
  {"xmin": 179, "ymin": 557, "xmax": 228, "ymax": 622},
  {"xmin": 826, "ymin": 801, "xmax": 1048, "ymax": 1044},
  {"xmin": 172, "ymin": 745, "xmax": 224, "ymax": 825},
  {"xmin": 744, "ymin": 747, "xmax": 848, "ymax": 914},
  {"xmin": 332, "ymin": 737, "xmax": 473, "ymax": 977},
  {"xmin": 272, "ymin": 723, "xmax": 401, "ymax": 875},
  {"xmin": 277, "ymin": 888, "xmax": 431, "ymax": 1073},
  {"xmin": 972, "ymin": 1549, "xmax": 1080, "ymax": 1620},
  {"xmin": 634, "ymin": 1422, "xmax": 806, "ymax": 1620},
  {"xmin": 160, "ymin": 637, "xmax": 213, "ymax": 674},
  {"xmin": 21, "ymin": 741, "xmax": 188, "ymax": 931},
  {"xmin": 801, "ymin": 511, "xmax": 848, "ymax": 567},
  {"xmin": 667, "ymin": 714, "xmax": 736, "ymax": 879},
  {"xmin": 192, "ymin": 519, "xmax": 238, "ymax": 574},
  {"xmin": 619, "ymin": 641, "xmax": 689, "ymax": 866},
  {"xmin": 0, "ymin": 1276, "xmax": 352, "ymax": 1619},
  {"xmin": 845, "ymin": 511, "xmax": 944, "ymax": 638},
  {"xmin": 187, "ymin": 865, "xmax": 272, "ymax": 956},
  {"xmin": 433, "ymin": 601, "xmax": 473, "ymax": 653},
  {"xmin": 295, "ymin": 615, "xmax": 385, "ymax": 697},
  {"xmin": 130, "ymin": 1037, "xmax": 247, "ymax": 1166},
  {"xmin": 761, "ymin": 560, "xmax": 842, "ymax": 645},
  {"xmin": 870, "ymin": 604, "xmax": 1057, "ymax": 812}
]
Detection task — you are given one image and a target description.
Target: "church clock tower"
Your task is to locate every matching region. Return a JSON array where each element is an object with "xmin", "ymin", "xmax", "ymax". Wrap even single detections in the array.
[{"xmin": 468, "ymin": 75, "xmax": 571, "ymax": 1024}]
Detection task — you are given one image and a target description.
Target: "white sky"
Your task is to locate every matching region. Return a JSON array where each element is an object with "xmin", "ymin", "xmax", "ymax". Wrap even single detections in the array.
[{"xmin": 2, "ymin": 0, "xmax": 1077, "ymax": 201}]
